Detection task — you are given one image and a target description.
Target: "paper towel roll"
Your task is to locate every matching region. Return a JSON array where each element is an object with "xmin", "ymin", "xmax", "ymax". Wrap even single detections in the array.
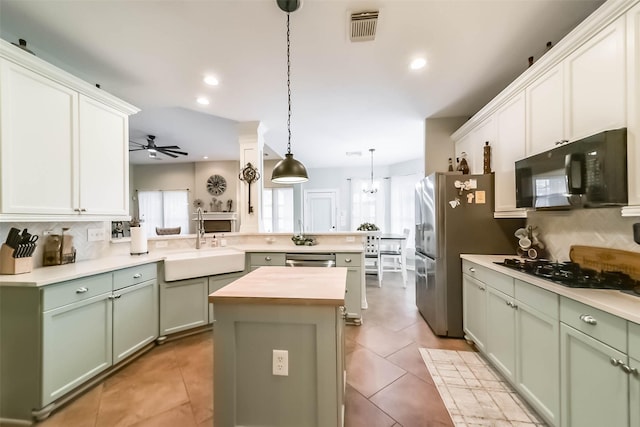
[{"xmin": 130, "ymin": 226, "xmax": 148, "ymax": 255}]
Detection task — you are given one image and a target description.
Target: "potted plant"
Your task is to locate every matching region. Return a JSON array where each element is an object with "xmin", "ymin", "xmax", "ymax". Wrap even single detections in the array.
[{"xmin": 357, "ymin": 222, "xmax": 379, "ymax": 231}]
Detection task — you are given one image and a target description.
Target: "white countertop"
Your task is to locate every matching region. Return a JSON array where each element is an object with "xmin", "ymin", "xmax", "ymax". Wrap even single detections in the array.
[
  {"xmin": 0, "ymin": 243, "xmax": 363, "ymax": 287},
  {"xmin": 461, "ymin": 254, "xmax": 640, "ymax": 324}
]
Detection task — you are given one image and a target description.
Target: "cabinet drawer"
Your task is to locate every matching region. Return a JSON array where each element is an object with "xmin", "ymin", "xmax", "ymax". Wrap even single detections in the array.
[
  {"xmin": 629, "ymin": 321, "xmax": 640, "ymax": 360},
  {"xmin": 336, "ymin": 253, "xmax": 361, "ymax": 267},
  {"xmin": 462, "ymin": 260, "xmax": 514, "ymax": 296},
  {"xmin": 515, "ymin": 279, "xmax": 559, "ymax": 319},
  {"xmin": 113, "ymin": 263, "xmax": 157, "ymax": 290},
  {"xmin": 560, "ymin": 297, "xmax": 627, "ymax": 352},
  {"xmin": 249, "ymin": 252, "xmax": 286, "ymax": 266},
  {"xmin": 43, "ymin": 273, "xmax": 113, "ymax": 311}
]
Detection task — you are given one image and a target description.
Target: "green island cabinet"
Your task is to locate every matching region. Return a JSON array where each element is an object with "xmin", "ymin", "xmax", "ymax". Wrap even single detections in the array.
[
  {"xmin": 462, "ymin": 260, "xmax": 560, "ymax": 426},
  {"xmin": 210, "ymin": 267, "xmax": 346, "ymax": 427},
  {"xmin": 0, "ymin": 263, "xmax": 158, "ymax": 422}
]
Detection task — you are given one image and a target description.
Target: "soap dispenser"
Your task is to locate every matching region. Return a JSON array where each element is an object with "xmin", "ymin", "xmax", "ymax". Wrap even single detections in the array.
[{"xmin": 211, "ymin": 235, "xmax": 218, "ymax": 247}]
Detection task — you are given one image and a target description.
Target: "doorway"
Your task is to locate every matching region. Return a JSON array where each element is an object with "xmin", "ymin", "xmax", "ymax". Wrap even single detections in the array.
[{"xmin": 303, "ymin": 190, "xmax": 338, "ymax": 233}]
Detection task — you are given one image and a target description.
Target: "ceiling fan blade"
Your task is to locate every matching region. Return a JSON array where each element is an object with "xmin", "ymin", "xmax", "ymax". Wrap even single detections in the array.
[
  {"xmin": 129, "ymin": 141, "xmax": 146, "ymax": 147},
  {"xmin": 159, "ymin": 148, "xmax": 188, "ymax": 156},
  {"xmin": 157, "ymin": 150, "xmax": 179, "ymax": 158},
  {"xmin": 128, "ymin": 148, "xmax": 148, "ymax": 152},
  {"xmin": 156, "ymin": 145, "xmax": 181, "ymax": 150}
]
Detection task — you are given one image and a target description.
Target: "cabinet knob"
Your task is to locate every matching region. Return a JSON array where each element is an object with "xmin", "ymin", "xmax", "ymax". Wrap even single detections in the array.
[
  {"xmin": 621, "ymin": 364, "xmax": 638, "ymax": 375},
  {"xmin": 265, "ymin": 256, "xmax": 272, "ymax": 261},
  {"xmin": 80, "ymin": 208, "xmax": 87, "ymax": 212},
  {"xmin": 75, "ymin": 287, "xmax": 89, "ymax": 294},
  {"xmin": 579, "ymin": 314, "xmax": 597, "ymax": 325},
  {"xmin": 345, "ymin": 258, "xmax": 352, "ymax": 263},
  {"xmin": 133, "ymin": 273, "xmax": 142, "ymax": 279},
  {"xmin": 469, "ymin": 267, "xmax": 476, "ymax": 273},
  {"xmin": 74, "ymin": 208, "xmax": 81, "ymax": 212},
  {"xmin": 478, "ymin": 285, "xmax": 486, "ymax": 291},
  {"xmin": 610, "ymin": 357, "xmax": 623, "ymax": 367}
]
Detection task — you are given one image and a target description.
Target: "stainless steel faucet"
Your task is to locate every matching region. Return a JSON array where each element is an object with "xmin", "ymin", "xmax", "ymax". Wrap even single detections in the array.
[{"xmin": 196, "ymin": 207, "xmax": 205, "ymax": 249}]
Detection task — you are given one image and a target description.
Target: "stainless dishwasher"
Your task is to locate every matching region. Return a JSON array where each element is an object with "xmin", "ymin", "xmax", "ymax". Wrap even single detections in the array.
[{"xmin": 285, "ymin": 253, "xmax": 336, "ymax": 267}]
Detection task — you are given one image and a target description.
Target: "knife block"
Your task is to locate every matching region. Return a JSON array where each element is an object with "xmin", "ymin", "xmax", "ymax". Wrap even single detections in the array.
[{"xmin": 0, "ymin": 244, "xmax": 33, "ymax": 275}]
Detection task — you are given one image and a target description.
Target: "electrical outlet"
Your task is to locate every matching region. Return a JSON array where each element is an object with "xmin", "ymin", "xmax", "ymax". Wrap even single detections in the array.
[
  {"xmin": 155, "ymin": 241, "xmax": 169, "ymax": 248},
  {"xmin": 345, "ymin": 236, "xmax": 355, "ymax": 242},
  {"xmin": 272, "ymin": 349, "xmax": 288, "ymax": 376},
  {"xmin": 87, "ymin": 228, "xmax": 105, "ymax": 242}
]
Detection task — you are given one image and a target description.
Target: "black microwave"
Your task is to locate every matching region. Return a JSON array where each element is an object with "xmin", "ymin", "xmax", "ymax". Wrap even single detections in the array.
[{"xmin": 515, "ymin": 128, "xmax": 627, "ymax": 210}]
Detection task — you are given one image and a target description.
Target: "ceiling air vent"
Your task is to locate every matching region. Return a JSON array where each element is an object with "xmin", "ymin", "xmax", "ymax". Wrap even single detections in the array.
[{"xmin": 350, "ymin": 11, "xmax": 379, "ymax": 42}]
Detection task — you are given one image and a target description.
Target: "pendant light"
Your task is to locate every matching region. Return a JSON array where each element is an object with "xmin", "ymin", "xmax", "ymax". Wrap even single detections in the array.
[
  {"xmin": 363, "ymin": 148, "xmax": 378, "ymax": 194},
  {"xmin": 271, "ymin": 0, "xmax": 309, "ymax": 184}
]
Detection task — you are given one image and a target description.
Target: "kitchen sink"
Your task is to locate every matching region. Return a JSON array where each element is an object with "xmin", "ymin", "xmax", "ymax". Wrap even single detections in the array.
[{"xmin": 163, "ymin": 248, "xmax": 245, "ymax": 281}]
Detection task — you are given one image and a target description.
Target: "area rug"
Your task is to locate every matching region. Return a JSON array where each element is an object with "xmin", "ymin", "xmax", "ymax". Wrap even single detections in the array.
[{"xmin": 419, "ymin": 348, "xmax": 546, "ymax": 427}]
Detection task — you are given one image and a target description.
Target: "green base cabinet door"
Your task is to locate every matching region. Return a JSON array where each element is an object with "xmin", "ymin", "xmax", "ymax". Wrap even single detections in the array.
[
  {"xmin": 160, "ymin": 276, "xmax": 209, "ymax": 336},
  {"xmin": 560, "ymin": 323, "xmax": 628, "ymax": 427},
  {"xmin": 42, "ymin": 293, "xmax": 113, "ymax": 406},
  {"xmin": 462, "ymin": 274, "xmax": 487, "ymax": 352},
  {"xmin": 113, "ymin": 280, "xmax": 158, "ymax": 363},
  {"xmin": 486, "ymin": 286, "xmax": 516, "ymax": 382}
]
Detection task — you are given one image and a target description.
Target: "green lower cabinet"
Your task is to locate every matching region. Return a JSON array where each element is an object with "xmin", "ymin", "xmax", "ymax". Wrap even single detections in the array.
[
  {"xmin": 462, "ymin": 274, "xmax": 487, "ymax": 352},
  {"xmin": 208, "ymin": 271, "xmax": 246, "ymax": 323},
  {"xmin": 485, "ymin": 286, "xmax": 516, "ymax": 382},
  {"xmin": 515, "ymin": 301, "xmax": 559, "ymax": 426},
  {"xmin": 560, "ymin": 323, "xmax": 628, "ymax": 427},
  {"xmin": 160, "ymin": 276, "xmax": 209, "ymax": 335},
  {"xmin": 42, "ymin": 292, "xmax": 113, "ymax": 407},
  {"xmin": 113, "ymin": 280, "xmax": 158, "ymax": 363},
  {"xmin": 344, "ymin": 267, "xmax": 361, "ymax": 319},
  {"xmin": 630, "ymin": 355, "xmax": 640, "ymax": 427}
]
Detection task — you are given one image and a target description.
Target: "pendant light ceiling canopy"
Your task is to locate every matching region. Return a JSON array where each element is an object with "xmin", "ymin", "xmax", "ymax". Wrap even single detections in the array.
[
  {"xmin": 271, "ymin": 0, "xmax": 309, "ymax": 184},
  {"xmin": 364, "ymin": 148, "xmax": 378, "ymax": 194}
]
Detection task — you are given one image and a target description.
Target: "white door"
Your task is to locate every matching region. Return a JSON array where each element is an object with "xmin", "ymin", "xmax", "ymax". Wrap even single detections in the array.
[{"xmin": 304, "ymin": 190, "xmax": 337, "ymax": 233}]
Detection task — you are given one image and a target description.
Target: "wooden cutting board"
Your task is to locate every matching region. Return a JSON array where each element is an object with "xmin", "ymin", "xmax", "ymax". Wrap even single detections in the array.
[{"xmin": 569, "ymin": 245, "xmax": 640, "ymax": 280}]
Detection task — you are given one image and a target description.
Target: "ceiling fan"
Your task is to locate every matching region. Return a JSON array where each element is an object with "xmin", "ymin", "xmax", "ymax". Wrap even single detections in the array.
[{"xmin": 129, "ymin": 135, "xmax": 188, "ymax": 159}]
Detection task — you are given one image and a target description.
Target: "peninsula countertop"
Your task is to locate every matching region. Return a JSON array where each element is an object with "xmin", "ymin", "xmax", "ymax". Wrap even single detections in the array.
[{"xmin": 209, "ymin": 266, "xmax": 347, "ymax": 306}]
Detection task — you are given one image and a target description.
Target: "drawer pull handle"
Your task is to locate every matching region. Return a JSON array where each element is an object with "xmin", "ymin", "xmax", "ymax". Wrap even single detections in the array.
[
  {"xmin": 108, "ymin": 294, "xmax": 122, "ymax": 300},
  {"xmin": 580, "ymin": 314, "xmax": 597, "ymax": 325},
  {"xmin": 76, "ymin": 287, "xmax": 89, "ymax": 294},
  {"xmin": 469, "ymin": 267, "xmax": 476, "ymax": 273},
  {"xmin": 133, "ymin": 273, "xmax": 142, "ymax": 279},
  {"xmin": 622, "ymin": 364, "xmax": 639, "ymax": 375},
  {"xmin": 478, "ymin": 285, "xmax": 485, "ymax": 291},
  {"xmin": 345, "ymin": 258, "xmax": 352, "ymax": 263},
  {"xmin": 265, "ymin": 256, "xmax": 272, "ymax": 261}
]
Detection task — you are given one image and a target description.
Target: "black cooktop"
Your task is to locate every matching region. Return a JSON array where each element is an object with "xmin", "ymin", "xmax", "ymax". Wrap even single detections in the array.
[{"xmin": 494, "ymin": 258, "xmax": 640, "ymax": 297}]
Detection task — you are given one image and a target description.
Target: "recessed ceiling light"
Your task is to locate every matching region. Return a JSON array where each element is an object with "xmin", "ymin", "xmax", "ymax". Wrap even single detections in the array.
[
  {"xmin": 196, "ymin": 97, "xmax": 210, "ymax": 105},
  {"xmin": 410, "ymin": 58, "xmax": 427, "ymax": 70},
  {"xmin": 346, "ymin": 151, "xmax": 362, "ymax": 157},
  {"xmin": 204, "ymin": 76, "xmax": 219, "ymax": 86},
  {"xmin": 203, "ymin": 156, "xmax": 209, "ymax": 160}
]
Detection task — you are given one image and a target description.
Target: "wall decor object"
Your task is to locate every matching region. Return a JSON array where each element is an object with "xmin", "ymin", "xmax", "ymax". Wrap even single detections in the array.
[
  {"xmin": 238, "ymin": 162, "xmax": 261, "ymax": 213},
  {"xmin": 193, "ymin": 198, "xmax": 204, "ymax": 209},
  {"xmin": 207, "ymin": 174, "xmax": 227, "ymax": 196}
]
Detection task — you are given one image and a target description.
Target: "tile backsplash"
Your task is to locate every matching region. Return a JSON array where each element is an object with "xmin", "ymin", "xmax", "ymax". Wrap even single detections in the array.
[
  {"xmin": 526, "ymin": 208, "xmax": 640, "ymax": 261},
  {"xmin": 0, "ymin": 221, "xmax": 111, "ymax": 268}
]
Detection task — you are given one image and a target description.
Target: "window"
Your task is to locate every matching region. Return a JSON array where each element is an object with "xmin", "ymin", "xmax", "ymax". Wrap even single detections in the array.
[
  {"xmin": 389, "ymin": 173, "xmax": 420, "ymax": 249},
  {"xmin": 350, "ymin": 178, "xmax": 386, "ymax": 230},
  {"xmin": 262, "ymin": 188, "xmax": 294, "ymax": 233},
  {"xmin": 138, "ymin": 190, "xmax": 189, "ymax": 237}
]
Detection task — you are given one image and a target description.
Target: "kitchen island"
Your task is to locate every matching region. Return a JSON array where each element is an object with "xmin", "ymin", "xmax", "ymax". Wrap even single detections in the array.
[{"xmin": 209, "ymin": 266, "xmax": 347, "ymax": 427}]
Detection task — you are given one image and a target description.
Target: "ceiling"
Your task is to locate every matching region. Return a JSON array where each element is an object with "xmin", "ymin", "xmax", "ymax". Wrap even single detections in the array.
[{"xmin": 0, "ymin": 0, "xmax": 604, "ymax": 168}]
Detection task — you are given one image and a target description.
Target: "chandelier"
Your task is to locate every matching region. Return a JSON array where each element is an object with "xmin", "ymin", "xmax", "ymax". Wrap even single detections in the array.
[{"xmin": 363, "ymin": 148, "xmax": 378, "ymax": 194}]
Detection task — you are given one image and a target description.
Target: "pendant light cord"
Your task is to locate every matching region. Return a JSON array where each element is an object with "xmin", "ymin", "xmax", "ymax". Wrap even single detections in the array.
[{"xmin": 286, "ymin": 12, "xmax": 292, "ymax": 155}]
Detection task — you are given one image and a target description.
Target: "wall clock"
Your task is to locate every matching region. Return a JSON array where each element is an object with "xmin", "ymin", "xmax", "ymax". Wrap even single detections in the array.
[{"xmin": 207, "ymin": 174, "xmax": 227, "ymax": 196}]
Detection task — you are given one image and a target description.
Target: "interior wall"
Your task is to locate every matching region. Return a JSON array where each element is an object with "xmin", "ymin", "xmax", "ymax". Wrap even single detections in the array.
[
  {"xmin": 424, "ymin": 117, "xmax": 468, "ymax": 176},
  {"xmin": 194, "ymin": 161, "xmax": 240, "ymax": 213}
]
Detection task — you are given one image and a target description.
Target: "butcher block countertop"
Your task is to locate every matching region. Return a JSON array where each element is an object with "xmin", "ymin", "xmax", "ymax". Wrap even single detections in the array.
[
  {"xmin": 209, "ymin": 266, "xmax": 347, "ymax": 306},
  {"xmin": 461, "ymin": 254, "xmax": 640, "ymax": 325}
]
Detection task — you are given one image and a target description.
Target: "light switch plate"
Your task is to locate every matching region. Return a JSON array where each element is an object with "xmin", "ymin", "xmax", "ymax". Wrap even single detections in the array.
[{"xmin": 87, "ymin": 228, "xmax": 105, "ymax": 242}]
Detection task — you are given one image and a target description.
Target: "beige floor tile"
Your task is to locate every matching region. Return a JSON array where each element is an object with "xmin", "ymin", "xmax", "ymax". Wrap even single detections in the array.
[
  {"xmin": 346, "ymin": 347, "xmax": 407, "ymax": 398},
  {"xmin": 130, "ymin": 403, "xmax": 197, "ymax": 427},
  {"xmin": 344, "ymin": 385, "xmax": 396, "ymax": 427},
  {"xmin": 38, "ymin": 384, "xmax": 103, "ymax": 427},
  {"xmin": 386, "ymin": 343, "xmax": 433, "ymax": 383},
  {"xmin": 353, "ymin": 324, "xmax": 413, "ymax": 357}
]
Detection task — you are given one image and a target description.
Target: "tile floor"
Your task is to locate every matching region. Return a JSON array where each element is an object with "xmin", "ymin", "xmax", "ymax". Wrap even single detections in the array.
[{"xmin": 35, "ymin": 270, "xmax": 474, "ymax": 427}]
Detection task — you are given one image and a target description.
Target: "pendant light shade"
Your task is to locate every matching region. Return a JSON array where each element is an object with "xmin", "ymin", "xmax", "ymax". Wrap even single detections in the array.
[
  {"xmin": 363, "ymin": 148, "xmax": 378, "ymax": 194},
  {"xmin": 271, "ymin": 0, "xmax": 309, "ymax": 184}
]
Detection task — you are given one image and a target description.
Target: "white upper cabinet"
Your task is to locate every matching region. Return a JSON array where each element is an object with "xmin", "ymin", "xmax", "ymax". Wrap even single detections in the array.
[
  {"xmin": 0, "ymin": 60, "xmax": 77, "ymax": 216},
  {"xmin": 495, "ymin": 93, "xmax": 526, "ymax": 215},
  {"xmin": 78, "ymin": 95, "xmax": 129, "ymax": 215},
  {"xmin": 0, "ymin": 39, "xmax": 138, "ymax": 221},
  {"xmin": 625, "ymin": 2, "xmax": 640, "ymax": 212},
  {"xmin": 455, "ymin": 118, "xmax": 495, "ymax": 175},
  {"xmin": 525, "ymin": 64, "xmax": 565, "ymax": 156},
  {"xmin": 565, "ymin": 15, "xmax": 627, "ymax": 141}
]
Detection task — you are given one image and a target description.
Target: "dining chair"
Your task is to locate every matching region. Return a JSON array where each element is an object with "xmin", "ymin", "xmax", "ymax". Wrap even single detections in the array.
[
  {"xmin": 364, "ymin": 233, "xmax": 382, "ymax": 287},
  {"xmin": 380, "ymin": 228, "xmax": 410, "ymax": 288}
]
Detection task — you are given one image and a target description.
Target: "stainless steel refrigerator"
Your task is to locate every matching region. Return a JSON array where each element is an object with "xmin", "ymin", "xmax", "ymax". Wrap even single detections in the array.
[{"xmin": 415, "ymin": 172, "xmax": 523, "ymax": 337}]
